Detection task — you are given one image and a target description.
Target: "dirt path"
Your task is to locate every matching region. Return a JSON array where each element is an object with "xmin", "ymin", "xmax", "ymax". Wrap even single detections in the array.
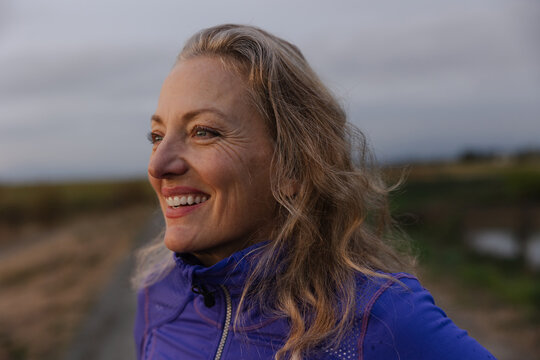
[
  {"xmin": 0, "ymin": 206, "xmax": 158, "ymax": 360},
  {"xmin": 62, "ymin": 213, "xmax": 164, "ymax": 360}
]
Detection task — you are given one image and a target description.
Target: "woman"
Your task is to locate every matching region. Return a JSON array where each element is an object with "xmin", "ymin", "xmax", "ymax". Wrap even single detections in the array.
[{"xmin": 134, "ymin": 24, "xmax": 495, "ymax": 360}]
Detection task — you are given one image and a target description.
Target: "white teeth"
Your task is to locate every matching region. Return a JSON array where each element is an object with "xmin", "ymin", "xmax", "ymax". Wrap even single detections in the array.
[{"xmin": 165, "ymin": 194, "xmax": 209, "ymax": 207}]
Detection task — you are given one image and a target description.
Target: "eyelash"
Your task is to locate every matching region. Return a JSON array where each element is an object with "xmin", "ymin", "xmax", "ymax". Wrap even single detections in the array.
[
  {"xmin": 192, "ymin": 126, "xmax": 220, "ymax": 138},
  {"xmin": 147, "ymin": 132, "xmax": 163, "ymax": 145},
  {"xmin": 146, "ymin": 126, "xmax": 220, "ymax": 145}
]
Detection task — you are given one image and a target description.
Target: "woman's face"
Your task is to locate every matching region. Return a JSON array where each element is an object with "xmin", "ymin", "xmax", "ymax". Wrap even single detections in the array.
[{"xmin": 148, "ymin": 57, "xmax": 276, "ymax": 266}]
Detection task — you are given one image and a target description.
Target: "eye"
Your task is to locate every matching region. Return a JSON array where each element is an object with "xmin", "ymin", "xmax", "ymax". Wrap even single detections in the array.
[
  {"xmin": 147, "ymin": 132, "xmax": 163, "ymax": 145},
  {"xmin": 192, "ymin": 126, "xmax": 220, "ymax": 139}
]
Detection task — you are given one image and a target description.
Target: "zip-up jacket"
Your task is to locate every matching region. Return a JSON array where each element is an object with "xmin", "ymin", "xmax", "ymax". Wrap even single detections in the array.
[{"xmin": 134, "ymin": 244, "xmax": 496, "ymax": 359}]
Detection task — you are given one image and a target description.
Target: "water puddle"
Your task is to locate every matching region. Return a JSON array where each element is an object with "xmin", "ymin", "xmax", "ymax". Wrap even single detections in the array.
[{"xmin": 467, "ymin": 229, "xmax": 540, "ymax": 270}]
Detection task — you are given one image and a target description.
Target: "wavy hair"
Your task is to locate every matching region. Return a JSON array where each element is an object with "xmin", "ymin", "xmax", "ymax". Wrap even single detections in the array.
[{"xmin": 134, "ymin": 24, "xmax": 413, "ymax": 360}]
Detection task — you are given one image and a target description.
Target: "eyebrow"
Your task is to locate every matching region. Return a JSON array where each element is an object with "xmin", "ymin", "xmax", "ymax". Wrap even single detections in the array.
[
  {"xmin": 150, "ymin": 114, "xmax": 163, "ymax": 124},
  {"xmin": 150, "ymin": 108, "xmax": 227, "ymax": 125}
]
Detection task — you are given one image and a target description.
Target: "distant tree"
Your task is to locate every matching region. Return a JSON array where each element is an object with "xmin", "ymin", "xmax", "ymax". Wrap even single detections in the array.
[{"xmin": 458, "ymin": 149, "xmax": 496, "ymax": 163}]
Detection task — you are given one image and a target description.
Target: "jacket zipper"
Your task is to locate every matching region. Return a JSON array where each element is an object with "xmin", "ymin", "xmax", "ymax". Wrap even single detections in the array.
[{"xmin": 214, "ymin": 285, "xmax": 232, "ymax": 360}]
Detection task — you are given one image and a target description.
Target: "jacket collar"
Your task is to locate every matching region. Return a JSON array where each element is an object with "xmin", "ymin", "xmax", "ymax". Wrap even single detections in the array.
[{"xmin": 173, "ymin": 241, "xmax": 268, "ymax": 294}]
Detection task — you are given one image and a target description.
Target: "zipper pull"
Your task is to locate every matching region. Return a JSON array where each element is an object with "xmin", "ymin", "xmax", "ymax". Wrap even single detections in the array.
[{"xmin": 191, "ymin": 283, "xmax": 216, "ymax": 308}]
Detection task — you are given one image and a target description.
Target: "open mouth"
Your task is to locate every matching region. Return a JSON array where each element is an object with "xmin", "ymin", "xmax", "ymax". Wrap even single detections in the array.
[{"xmin": 165, "ymin": 194, "xmax": 209, "ymax": 208}]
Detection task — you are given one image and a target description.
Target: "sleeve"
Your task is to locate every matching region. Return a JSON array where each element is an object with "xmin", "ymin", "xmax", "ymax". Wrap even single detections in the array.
[{"xmin": 360, "ymin": 276, "xmax": 497, "ymax": 360}]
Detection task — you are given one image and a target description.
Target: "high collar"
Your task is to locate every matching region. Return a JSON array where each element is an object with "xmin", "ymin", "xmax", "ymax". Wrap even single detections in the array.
[{"xmin": 172, "ymin": 241, "xmax": 268, "ymax": 294}]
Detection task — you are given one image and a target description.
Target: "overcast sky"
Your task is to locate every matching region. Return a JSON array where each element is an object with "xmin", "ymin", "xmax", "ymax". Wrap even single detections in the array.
[{"xmin": 1, "ymin": 0, "xmax": 539, "ymax": 182}]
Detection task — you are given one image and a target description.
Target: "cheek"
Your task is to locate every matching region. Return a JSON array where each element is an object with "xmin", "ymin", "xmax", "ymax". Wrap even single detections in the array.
[
  {"xmin": 203, "ymin": 157, "xmax": 245, "ymax": 193},
  {"xmin": 203, "ymin": 148, "xmax": 269, "ymax": 202},
  {"xmin": 202, "ymin": 145, "xmax": 245, "ymax": 182}
]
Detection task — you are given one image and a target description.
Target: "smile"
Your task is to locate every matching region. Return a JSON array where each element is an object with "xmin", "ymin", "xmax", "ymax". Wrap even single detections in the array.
[{"xmin": 165, "ymin": 194, "xmax": 209, "ymax": 208}]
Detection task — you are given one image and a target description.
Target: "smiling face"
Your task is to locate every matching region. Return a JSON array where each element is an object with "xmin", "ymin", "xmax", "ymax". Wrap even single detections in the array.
[{"xmin": 148, "ymin": 57, "xmax": 276, "ymax": 266}]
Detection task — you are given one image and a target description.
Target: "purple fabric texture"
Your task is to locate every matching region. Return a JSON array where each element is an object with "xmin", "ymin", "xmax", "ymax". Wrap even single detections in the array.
[{"xmin": 134, "ymin": 244, "xmax": 496, "ymax": 359}]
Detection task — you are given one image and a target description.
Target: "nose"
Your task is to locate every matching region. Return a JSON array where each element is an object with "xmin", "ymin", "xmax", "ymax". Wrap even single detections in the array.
[{"xmin": 148, "ymin": 138, "xmax": 189, "ymax": 179}]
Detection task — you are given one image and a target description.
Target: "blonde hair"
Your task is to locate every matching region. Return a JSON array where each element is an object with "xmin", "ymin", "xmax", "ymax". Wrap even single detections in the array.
[{"xmin": 134, "ymin": 24, "xmax": 412, "ymax": 360}]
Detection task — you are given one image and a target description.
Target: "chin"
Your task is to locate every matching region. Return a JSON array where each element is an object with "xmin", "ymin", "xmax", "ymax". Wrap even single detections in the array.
[{"xmin": 162, "ymin": 226, "xmax": 195, "ymax": 254}]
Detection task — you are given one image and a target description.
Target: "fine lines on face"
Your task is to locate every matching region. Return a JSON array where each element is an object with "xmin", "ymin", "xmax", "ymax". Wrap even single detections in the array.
[{"xmin": 148, "ymin": 57, "xmax": 276, "ymax": 265}]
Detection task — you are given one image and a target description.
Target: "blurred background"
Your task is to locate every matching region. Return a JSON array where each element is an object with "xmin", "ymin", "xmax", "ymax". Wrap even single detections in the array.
[{"xmin": 0, "ymin": 0, "xmax": 539, "ymax": 359}]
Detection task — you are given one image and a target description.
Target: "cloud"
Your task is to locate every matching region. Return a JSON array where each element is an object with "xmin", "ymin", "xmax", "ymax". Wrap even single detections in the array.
[
  {"xmin": 306, "ymin": 4, "xmax": 540, "ymax": 106},
  {"xmin": 0, "ymin": 0, "xmax": 538, "ymax": 181}
]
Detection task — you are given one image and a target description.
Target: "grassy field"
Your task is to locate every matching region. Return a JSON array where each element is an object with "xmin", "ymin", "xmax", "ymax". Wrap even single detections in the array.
[
  {"xmin": 0, "ymin": 161, "xmax": 539, "ymax": 359},
  {"xmin": 0, "ymin": 180, "xmax": 157, "ymax": 360},
  {"xmin": 387, "ymin": 158, "xmax": 540, "ymax": 321},
  {"xmin": 0, "ymin": 179, "xmax": 155, "ymax": 230}
]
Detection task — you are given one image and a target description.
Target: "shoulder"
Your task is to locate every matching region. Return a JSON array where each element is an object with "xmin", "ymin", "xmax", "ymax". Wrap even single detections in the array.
[
  {"xmin": 133, "ymin": 264, "xmax": 192, "ymax": 354},
  {"xmin": 356, "ymin": 273, "xmax": 496, "ymax": 360}
]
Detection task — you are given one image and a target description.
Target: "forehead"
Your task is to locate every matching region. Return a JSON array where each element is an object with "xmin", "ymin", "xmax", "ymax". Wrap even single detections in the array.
[
  {"xmin": 154, "ymin": 57, "xmax": 265, "ymax": 129},
  {"xmin": 165, "ymin": 57, "xmax": 247, "ymax": 98}
]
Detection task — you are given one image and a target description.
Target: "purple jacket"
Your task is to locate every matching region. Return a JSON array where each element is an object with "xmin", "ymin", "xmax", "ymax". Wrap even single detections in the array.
[{"xmin": 134, "ymin": 244, "xmax": 496, "ymax": 359}]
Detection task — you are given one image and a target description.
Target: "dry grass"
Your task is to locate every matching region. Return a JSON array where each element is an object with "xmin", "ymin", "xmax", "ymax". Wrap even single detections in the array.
[
  {"xmin": 384, "ymin": 158, "xmax": 540, "ymax": 182},
  {"xmin": 0, "ymin": 205, "xmax": 155, "ymax": 360}
]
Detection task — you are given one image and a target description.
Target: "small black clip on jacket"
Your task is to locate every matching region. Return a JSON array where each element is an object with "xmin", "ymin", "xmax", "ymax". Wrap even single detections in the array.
[{"xmin": 191, "ymin": 283, "xmax": 216, "ymax": 308}]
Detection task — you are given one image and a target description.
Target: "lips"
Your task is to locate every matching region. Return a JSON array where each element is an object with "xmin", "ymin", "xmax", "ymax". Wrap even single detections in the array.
[{"xmin": 162, "ymin": 186, "xmax": 209, "ymax": 197}]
